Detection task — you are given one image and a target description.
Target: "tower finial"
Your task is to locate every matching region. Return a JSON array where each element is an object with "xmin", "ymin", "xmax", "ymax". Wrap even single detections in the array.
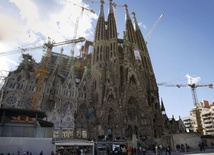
[
  {"xmin": 124, "ymin": 4, "xmax": 131, "ymax": 20},
  {"xmin": 100, "ymin": 0, "xmax": 104, "ymax": 5},
  {"xmin": 109, "ymin": 0, "xmax": 114, "ymax": 13},
  {"xmin": 132, "ymin": 12, "xmax": 140, "ymax": 30}
]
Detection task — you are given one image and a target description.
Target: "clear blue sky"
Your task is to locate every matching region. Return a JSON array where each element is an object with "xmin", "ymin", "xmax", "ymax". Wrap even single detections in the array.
[{"xmin": 1, "ymin": 0, "xmax": 214, "ymax": 119}]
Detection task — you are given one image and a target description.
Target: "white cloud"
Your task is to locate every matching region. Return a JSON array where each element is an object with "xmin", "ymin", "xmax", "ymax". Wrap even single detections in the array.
[
  {"xmin": 186, "ymin": 74, "xmax": 201, "ymax": 84},
  {"xmin": 0, "ymin": 0, "xmax": 97, "ymax": 70},
  {"xmin": 3, "ymin": 0, "xmax": 97, "ymax": 47}
]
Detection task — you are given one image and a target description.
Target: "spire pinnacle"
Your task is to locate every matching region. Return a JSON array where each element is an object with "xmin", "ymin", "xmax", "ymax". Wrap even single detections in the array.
[
  {"xmin": 99, "ymin": 0, "xmax": 105, "ymax": 17},
  {"xmin": 124, "ymin": 4, "xmax": 131, "ymax": 21},
  {"xmin": 109, "ymin": 0, "xmax": 114, "ymax": 14},
  {"xmin": 161, "ymin": 98, "xmax": 166, "ymax": 112},
  {"xmin": 132, "ymin": 12, "xmax": 140, "ymax": 30}
]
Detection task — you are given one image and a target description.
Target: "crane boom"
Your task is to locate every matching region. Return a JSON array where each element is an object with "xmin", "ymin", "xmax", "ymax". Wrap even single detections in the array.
[
  {"xmin": 0, "ymin": 37, "xmax": 86, "ymax": 57},
  {"xmin": 146, "ymin": 13, "xmax": 164, "ymax": 41},
  {"xmin": 157, "ymin": 83, "xmax": 213, "ymax": 106},
  {"xmin": 158, "ymin": 81, "xmax": 213, "ymax": 133}
]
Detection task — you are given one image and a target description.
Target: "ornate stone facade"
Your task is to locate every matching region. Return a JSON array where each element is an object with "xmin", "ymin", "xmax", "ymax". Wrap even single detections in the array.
[{"xmin": 0, "ymin": 0, "xmax": 167, "ymax": 142}]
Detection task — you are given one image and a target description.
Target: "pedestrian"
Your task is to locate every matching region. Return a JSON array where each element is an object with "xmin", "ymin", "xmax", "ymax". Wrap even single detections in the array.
[
  {"xmin": 127, "ymin": 146, "xmax": 132, "ymax": 155},
  {"xmin": 175, "ymin": 144, "xmax": 180, "ymax": 152},
  {"xmin": 202, "ymin": 142, "xmax": 205, "ymax": 151},
  {"xmin": 155, "ymin": 144, "xmax": 159, "ymax": 155},
  {"xmin": 165, "ymin": 145, "xmax": 171, "ymax": 155},
  {"xmin": 159, "ymin": 144, "xmax": 163, "ymax": 155},
  {"xmin": 198, "ymin": 142, "xmax": 202, "ymax": 151},
  {"xmin": 138, "ymin": 146, "xmax": 143, "ymax": 155},
  {"xmin": 185, "ymin": 143, "xmax": 189, "ymax": 152},
  {"xmin": 211, "ymin": 141, "xmax": 214, "ymax": 149},
  {"xmin": 142, "ymin": 147, "xmax": 146, "ymax": 155},
  {"xmin": 132, "ymin": 147, "xmax": 136, "ymax": 155}
]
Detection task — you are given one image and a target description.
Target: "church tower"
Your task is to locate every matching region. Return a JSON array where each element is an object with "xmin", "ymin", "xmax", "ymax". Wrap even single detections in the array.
[{"xmin": 75, "ymin": 0, "xmax": 165, "ymax": 143}]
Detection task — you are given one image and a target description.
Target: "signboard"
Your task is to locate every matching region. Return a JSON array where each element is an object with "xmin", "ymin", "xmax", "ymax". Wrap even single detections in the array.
[{"xmin": 133, "ymin": 48, "xmax": 142, "ymax": 61}]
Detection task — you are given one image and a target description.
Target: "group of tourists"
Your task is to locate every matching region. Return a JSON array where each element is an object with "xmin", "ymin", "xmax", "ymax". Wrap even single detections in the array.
[
  {"xmin": 105, "ymin": 146, "xmax": 146, "ymax": 155},
  {"xmin": 175, "ymin": 143, "xmax": 189, "ymax": 152},
  {"xmin": 154, "ymin": 144, "xmax": 170, "ymax": 155},
  {"xmin": 198, "ymin": 142, "xmax": 205, "ymax": 151}
]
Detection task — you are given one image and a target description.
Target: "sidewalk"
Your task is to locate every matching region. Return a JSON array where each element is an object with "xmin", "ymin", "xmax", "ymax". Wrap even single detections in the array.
[{"xmin": 145, "ymin": 148, "xmax": 214, "ymax": 155}]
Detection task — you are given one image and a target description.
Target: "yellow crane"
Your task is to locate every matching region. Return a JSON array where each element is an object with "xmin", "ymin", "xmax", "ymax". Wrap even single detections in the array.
[
  {"xmin": 158, "ymin": 81, "xmax": 213, "ymax": 133},
  {"xmin": 29, "ymin": 37, "xmax": 86, "ymax": 110}
]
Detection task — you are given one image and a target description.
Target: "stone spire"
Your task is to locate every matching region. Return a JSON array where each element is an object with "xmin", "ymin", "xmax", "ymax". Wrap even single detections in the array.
[
  {"xmin": 94, "ymin": 0, "xmax": 106, "ymax": 41},
  {"xmin": 107, "ymin": 0, "xmax": 117, "ymax": 39},
  {"xmin": 132, "ymin": 12, "xmax": 147, "ymax": 53},
  {"xmin": 160, "ymin": 98, "xmax": 166, "ymax": 112},
  {"xmin": 124, "ymin": 4, "xmax": 137, "ymax": 45}
]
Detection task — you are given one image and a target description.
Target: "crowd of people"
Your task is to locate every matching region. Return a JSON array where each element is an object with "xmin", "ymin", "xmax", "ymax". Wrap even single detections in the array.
[
  {"xmin": 105, "ymin": 146, "xmax": 146, "ymax": 155},
  {"xmin": 154, "ymin": 144, "xmax": 171, "ymax": 155},
  {"xmin": 175, "ymin": 143, "xmax": 189, "ymax": 152}
]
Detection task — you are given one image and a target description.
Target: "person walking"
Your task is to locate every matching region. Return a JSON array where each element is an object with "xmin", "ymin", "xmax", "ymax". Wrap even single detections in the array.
[
  {"xmin": 165, "ymin": 145, "xmax": 171, "ymax": 155},
  {"xmin": 155, "ymin": 145, "xmax": 159, "ymax": 155}
]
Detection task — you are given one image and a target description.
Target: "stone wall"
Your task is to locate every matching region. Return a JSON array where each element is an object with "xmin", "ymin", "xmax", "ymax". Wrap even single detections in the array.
[
  {"xmin": 0, "ymin": 137, "xmax": 54, "ymax": 154},
  {"xmin": 154, "ymin": 133, "xmax": 201, "ymax": 151}
]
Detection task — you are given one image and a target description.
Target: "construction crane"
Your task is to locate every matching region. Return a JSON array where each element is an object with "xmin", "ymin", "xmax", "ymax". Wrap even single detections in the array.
[
  {"xmin": 30, "ymin": 37, "xmax": 86, "ymax": 110},
  {"xmin": 67, "ymin": 1, "xmax": 95, "ymax": 57},
  {"xmin": 146, "ymin": 13, "xmax": 164, "ymax": 43},
  {"xmin": 0, "ymin": 37, "xmax": 86, "ymax": 57},
  {"xmin": 158, "ymin": 80, "xmax": 213, "ymax": 133},
  {"xmin": 0, "ymin": 45, "xmax": 44, "ymax": 57}
]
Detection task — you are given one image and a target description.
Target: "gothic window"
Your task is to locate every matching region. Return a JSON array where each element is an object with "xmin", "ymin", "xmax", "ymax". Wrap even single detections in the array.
[
  {"xmin": 55, "ymin": 121, "xmax": 59, "ymax": 126},
  {"xmin": 128, "ymin": 97, "xmax": 137, "ymax": 121},
  {"xmin": 110, "ymin": 44, "xmax": 112, "ymax": 50},
  {"xmin": 83, "ymin": 85, "xmax": 86, "ymax": 91},
  {"xmin": 100, "ymin": 46, "xmax": 102, "ymax": 60},
  {"xmin": 94, "ymin": 80, "xmax": 97, "ymax": 89},
  {"xmin": 129, "ymin": 75, "xmax": 136, "ymax": 85},
  {"xmin": 68, "ymin": 83, "xmax": 72, "ymax": 89},
  {"xmin": 97, "ymin": 46, "xmax": 99, "ymax": 61},
  {"xmin": 63, "ymin": 102, "xmax": 71, "ymax": 112},
  {"xmin": 93, "ymin": 48, "xmax": 96, "ymax": 64},
  {"xmin": 25, "ymin": 98, "xmax": 32, "ymax": 107},
  {"xmin": 17, "ymin": 75, "xmax": 21, "ymax": 81},
  {"xmin": 6, "ymin": 95, "xmax": 17, "ymax": 106},
  {"xmin": 125, "ymin": 68, "xmax": 128, "ymax": 82},
  {"xmin": 120, "ymin": 66, "xmax": 124, "ymax": 86},
  {"xmin": 107, "ymin": 94, "xmax": 114, "ymax": 102},
  {"xmin": 35, "ymin": 78, "xmax": 38, "ymax": 84},
  {"xmin": 106, "ymin": 47, "xmax": 109, "ymax": 59},
  {"xmin": 108, "ymin": 108, "xmax": 114, "ymax": 126}
]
